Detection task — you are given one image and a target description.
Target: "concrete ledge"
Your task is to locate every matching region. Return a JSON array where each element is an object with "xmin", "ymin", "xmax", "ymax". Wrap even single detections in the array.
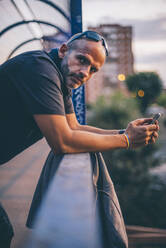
[{"xmin": 25, "ymin": 153, "xmax": 102, "ymax": 248}]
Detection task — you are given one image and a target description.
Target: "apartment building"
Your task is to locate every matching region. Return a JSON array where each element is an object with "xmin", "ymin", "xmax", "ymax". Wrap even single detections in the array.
[{"xmin": 86, "ymin": 24, "xmax": 134, "ymax": 103}]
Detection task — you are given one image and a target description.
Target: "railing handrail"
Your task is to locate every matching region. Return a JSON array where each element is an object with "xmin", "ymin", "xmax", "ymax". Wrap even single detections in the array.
[
  {"xmin": 126, "ymin": 225, "xmax": 166, "ymax": 234},
  {"xmin": 126, "ymin": 225, "xmax": 166, "ymax": 247}
]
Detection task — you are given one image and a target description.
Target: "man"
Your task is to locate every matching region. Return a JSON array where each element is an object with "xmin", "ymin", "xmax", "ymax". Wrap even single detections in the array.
[{"xmin": 0, "ymin": 31, "xmax": 159, "ymax": 247}]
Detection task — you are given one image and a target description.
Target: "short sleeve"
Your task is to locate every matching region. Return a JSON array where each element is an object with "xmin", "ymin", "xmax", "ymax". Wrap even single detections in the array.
[
  {"xmin": 5, "ymin": 51, "xmax": 67, "ymax": 115},
  {"xmin": 64, "ymin": 95, "xmax": 74, "ymax": 114}
]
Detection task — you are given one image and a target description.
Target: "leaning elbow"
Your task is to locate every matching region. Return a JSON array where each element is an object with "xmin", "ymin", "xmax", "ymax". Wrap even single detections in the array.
[
  {"xmin": 53, "ymin": 141, "xmax": 72, "ymax": 154},
  {"xmin": 46, "ymin": 130, "xmax": 74, "ymax": 154}
]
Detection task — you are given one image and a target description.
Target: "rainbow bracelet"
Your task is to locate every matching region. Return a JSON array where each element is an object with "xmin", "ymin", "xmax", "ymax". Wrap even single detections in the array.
[{"xmin": 124, "ymin": 133, "xmax": 130, "ymax": 149}]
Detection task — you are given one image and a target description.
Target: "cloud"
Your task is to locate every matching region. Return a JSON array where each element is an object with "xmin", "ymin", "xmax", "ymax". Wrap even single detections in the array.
[
  {"xmin": 135, "ymin": 53, "xmax": 166, "ymax": 64},
  {"xmin": 98, "ymin": 16, "xmax": 166, "ymax": 41},
  {"xmin": 128, "ymin": 17, "xmax": 166, "ymax": 41}
]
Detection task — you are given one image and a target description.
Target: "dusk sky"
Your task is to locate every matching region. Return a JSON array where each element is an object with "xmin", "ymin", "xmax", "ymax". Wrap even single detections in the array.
[{"xmin": 82, "ymin": 0, "xmax": 166, "ymax": 87}]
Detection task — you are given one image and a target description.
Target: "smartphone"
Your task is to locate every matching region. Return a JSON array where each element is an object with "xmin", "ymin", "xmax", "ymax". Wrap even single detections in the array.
[{"xmin": 150, "ymin": 113, "xmax": 161, "ymax": 124}]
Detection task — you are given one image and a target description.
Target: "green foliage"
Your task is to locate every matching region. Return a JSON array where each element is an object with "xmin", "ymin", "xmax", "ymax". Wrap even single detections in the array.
[
  {"xmin": 102, "ymin": 146, "xmax": 166, "ymax": 228},
  {"xmin": 88, "ymin": 90, "xmax": 166, "ymax": 228},
  {"xmin": 89, "ymin": 91, "xmax": 140, "ymax": 129},
  {"xmin": 156, "ymin": 92, "xmax": 166, "ymax": 108},
  {"xmin": 125, "ymin": 72, "xmax": 163, "ymax": 113}
]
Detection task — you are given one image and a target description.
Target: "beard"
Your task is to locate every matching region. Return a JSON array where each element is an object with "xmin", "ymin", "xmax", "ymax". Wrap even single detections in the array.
[{"xmin": 61, "ymin": 63, "xmax": 82, "ymax": 89}]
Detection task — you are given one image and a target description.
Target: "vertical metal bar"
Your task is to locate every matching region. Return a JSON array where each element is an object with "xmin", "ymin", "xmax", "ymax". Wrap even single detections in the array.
[
  {"xmin": 70, "ymin": 0, "xmax": 82, "ymax": 34},
  {"xmin": 70, "ymin": 0, "xmax": 86, "ymax": 125}
]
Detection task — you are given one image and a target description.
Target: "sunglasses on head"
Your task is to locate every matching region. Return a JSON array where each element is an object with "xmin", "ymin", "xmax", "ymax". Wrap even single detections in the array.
[{"xmin": 68, "ymin": 31, "xmax": 108, "ymax": 56}]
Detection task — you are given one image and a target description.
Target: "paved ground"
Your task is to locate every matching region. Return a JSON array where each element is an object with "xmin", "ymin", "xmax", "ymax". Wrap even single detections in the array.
[{"xmin": 0, "ymin": 139, "xmax": 50, "ymax": 248}]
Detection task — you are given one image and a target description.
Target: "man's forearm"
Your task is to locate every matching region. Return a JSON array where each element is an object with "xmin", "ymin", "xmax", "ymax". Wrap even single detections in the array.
[
  {"xmin": 34, "ymin": 115, "xmax": 158, "ymax": 155},
  {"xmin": 34, "ymin": 114, "xmax": 127, "ymax": 154},
  {"xmin": 75, "ymin": 124, "xmax": 124, "ymax": 135},
  {"xmin": 61, "ymin": 130, "xmax": 128, "ymax": 154}
]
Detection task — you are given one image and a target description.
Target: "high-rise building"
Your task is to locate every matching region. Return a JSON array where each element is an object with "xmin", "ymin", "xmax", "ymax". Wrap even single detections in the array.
[
  {"xmin": 85, "ymin": 67, "xmax": 104, "ymax": 104},
  {"xmin": 86, "ymin": 24, "xmax": 134, "ymax": 103}
]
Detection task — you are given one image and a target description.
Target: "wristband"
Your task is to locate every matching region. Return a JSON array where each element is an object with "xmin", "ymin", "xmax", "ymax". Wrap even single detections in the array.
[
  {"xmin": 119, "ymin": 129, "xmax": 125, "ymax": 134},
  {"xmin": 124, "ymin": 133, "xmax": 130, "ymax": 149}
]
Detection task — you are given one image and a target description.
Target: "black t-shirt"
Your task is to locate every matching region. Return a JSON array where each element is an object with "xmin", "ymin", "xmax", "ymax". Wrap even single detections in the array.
[{"xmin": 0, "ymin": 49, "xmax": 74, "ymax": 165}]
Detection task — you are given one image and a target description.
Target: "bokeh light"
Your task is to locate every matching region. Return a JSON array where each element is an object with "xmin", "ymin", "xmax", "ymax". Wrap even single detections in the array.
[
  {"xmin": 138, "ymin": 89, "xmax": 144, "ymax": 97},
  {"xmin": 118, "ymin": 74, "xmax": 126, "ymax": 81}
]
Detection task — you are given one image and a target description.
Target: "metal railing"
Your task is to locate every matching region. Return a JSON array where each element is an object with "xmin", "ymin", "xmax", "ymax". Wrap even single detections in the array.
[{"xmin": 126, "ymin": 225, "xmax": 166, "ymax": 248}]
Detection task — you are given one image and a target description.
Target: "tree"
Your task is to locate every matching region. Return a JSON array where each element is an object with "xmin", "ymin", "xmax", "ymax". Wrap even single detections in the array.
[
  {"xmin": 89, "ymin": 91, "xmax": 140, "ymax": 130},
  {"xmin": 157, "ymin": 92, "xmax": 166, "ymax": 109},
  {"xmin": 125, "ymin": 72, "xmax": 163, "ymax": 114}
]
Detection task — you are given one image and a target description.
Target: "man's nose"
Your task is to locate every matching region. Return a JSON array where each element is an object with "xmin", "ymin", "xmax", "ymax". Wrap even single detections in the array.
[{"xmin": 79, "ymin": 66, "xmax": 90, "ymax": 79}]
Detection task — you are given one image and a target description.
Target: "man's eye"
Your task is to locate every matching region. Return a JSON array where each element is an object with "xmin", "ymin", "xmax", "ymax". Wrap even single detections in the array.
[
  {"xmin": 91, "ymin": 67, "xmax": 97, "ymax": 73},
  {"xmin": 79, "ymin": 57, "xmax": 86, "ymax": 64}
]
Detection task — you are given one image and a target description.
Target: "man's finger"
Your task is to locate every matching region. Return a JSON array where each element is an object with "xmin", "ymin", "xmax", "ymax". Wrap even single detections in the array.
[
  {"xmin": 152, "ymin": 131, "xmax": 159, "ymax": 138},
  {"xmin": 145, "ymin": 124, "xmax": 158, "ymax": 131},
  {"xmin": 149, "ymin": 136, "xmax": 156, "ymax": 144},
  {"xmin": 133, "ymin": 118, "xmax": 153, "ymax": 126}
]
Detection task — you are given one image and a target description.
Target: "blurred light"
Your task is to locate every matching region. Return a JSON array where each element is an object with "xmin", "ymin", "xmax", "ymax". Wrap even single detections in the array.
[
  {"xmin": 118, "ymin": 74, "xmax": 126, "ymax": 81},
  {"xmin": 138, "ymin": 90, "xmax": 144, "ymax": 97}
]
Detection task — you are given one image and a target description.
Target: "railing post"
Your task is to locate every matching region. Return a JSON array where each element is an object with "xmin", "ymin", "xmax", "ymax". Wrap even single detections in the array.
[{"xmin": 70, "ymin": 0, "xmax": 86, "ymax": 125}]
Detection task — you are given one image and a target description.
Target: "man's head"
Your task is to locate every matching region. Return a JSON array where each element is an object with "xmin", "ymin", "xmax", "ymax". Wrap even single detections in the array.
[{"xmin": 58, "ymin": 31, "xmax": 108, "ymax": 89}]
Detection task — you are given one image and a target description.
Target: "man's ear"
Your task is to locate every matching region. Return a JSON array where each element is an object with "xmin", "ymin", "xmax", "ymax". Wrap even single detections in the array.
[{"xmin": 58, "ymin": 44, "xmax": 68, "ymax": 58}]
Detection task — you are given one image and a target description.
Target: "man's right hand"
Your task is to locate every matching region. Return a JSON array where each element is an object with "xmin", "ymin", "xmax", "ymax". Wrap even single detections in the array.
[{"xmin": 125, "ymin": 118, "xmax": 159, "ymax": 149}]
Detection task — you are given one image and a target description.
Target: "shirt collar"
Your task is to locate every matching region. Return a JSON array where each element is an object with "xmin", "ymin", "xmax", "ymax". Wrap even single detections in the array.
[
  {"xmin": 48, "ymin": 48, "xmax": 61, "ymax": 71},
  {"xmin": 48, "ymin": 48, "xmax": 72, "ymax": 97}
]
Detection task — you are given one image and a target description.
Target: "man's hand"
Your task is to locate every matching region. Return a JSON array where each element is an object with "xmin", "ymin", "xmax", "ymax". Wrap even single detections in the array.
[{"xmin": 125, "ymin": 118, "xmax": 159, "ymax": 149}]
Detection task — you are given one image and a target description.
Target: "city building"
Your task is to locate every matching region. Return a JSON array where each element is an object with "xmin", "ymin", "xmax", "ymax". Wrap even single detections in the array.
[{"xmin": 86, "ymin": 24, "xmax": 134, "ymax": 103}]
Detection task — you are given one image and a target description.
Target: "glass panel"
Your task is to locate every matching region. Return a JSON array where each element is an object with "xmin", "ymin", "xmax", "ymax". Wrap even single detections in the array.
[{"xmin": 0, "ymin": 0, "xmax": 71, "ymax": 63}]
